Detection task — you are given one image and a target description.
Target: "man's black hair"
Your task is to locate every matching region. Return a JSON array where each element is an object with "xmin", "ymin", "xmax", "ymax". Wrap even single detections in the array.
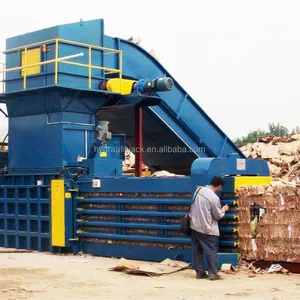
[{"xmin": 210, "ymin": 176, "xmax": 225, "ymax": 187}]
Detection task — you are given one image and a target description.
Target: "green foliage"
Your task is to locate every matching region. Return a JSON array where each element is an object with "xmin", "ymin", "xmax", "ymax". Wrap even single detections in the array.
[
  {"xmin": 291, "ymin": 125, "xmax": 300, "ymax": 134},
  {"xmin": 267, "ymin": 122, "xmax": 289, "ymax": 137},
  {"xmin": 235, "ymin": 130, "xmax": 268, "ymax": 147},
  {"xmin": 234, "ymin": 122, "xmax": 299, "ymax": 147}
]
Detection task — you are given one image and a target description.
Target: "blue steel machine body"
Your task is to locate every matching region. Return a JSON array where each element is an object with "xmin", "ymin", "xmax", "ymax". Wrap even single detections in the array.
[{"xmin": 0, "ymin": 19, "xmax": 270, "ymax": 266}]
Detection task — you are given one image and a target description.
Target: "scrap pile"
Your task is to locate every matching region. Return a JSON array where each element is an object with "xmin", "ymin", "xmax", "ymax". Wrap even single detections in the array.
[
  {"xmin": 122, "ymin": 149, "xmax": 183, "ymax": 177},
  {"xmin": 239, "ymin": 132, "xmax": 300, "ymax": 182},
  {"xmin": 122, "ymin": 149, "xmax": 150, "ymax": 175},
  {"xmin": 237, "ymin": 181, "xmax": 300, "ymax": 263}
]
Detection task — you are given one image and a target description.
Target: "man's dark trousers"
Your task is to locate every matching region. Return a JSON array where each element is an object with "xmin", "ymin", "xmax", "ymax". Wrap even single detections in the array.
[{"xmin": 191, "ymin": 229, "xmax": 218, "ymax": 275}]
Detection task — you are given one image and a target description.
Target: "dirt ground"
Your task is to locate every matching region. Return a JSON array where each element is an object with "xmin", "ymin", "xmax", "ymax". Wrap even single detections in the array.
[{"xmin": 0, "ymin": 251, "xmax": 299, "ymax": 300}]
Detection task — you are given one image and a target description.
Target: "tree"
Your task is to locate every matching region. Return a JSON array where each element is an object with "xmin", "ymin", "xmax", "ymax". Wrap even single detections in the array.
[
  {"xmin": 234, "ymin": 129, "xmax": 268, "ymax": 147},
  {"xmin": 233, "ymin": 122, "xmax": 298, "ymax": 147},
  {"xmin": 268, "ymin": 122, "xmax": 289, "ymax": 137},
  {"xmin": 291, "ymin": 125, "xmax": 300, "ymax": 134}
]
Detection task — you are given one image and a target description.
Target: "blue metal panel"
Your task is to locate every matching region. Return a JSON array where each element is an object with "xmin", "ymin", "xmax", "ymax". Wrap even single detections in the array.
[
  {"xmin": 220, "ymin": 240, "xmax": 238, "ymax": 248},
  {"xmin": 58, "ymin": 19, "xmax": 104, "ymax": 90},
  {"xmin": 78, "ymin": 232, "xmax": 190, "ymax": 244},
  {"xmin": 220, "ymin": 226, "xmax": 238, "ymax": 233},
  {"xmin": 6, "ymin": 27, "xmax": 58, "ymax": 92},
  {"xmin": 4, "ymin": 87, "xmax": 112, "ymax": 174},
  {"xmin": 6, "ymin": 26, "xmax": 59, "ymax": 49},
  {"xmin": 4, "ymin": 87, "xmax": 109, "ymax": 117},
  {"xmin": 58, "ymin": 19, "xmax": 104, "ymax": 48},
  {"xmin": 191, "ymin": 157, "xmax": 269, "ymax": 182},
  {"xmin": 80, "ymin": 242, "xmax": 238, "ymax": 266},
  {"xmin": 0, "ymin": 152, "xmax": 8, "ymax": 168},
  {"xmin": 78, "ymin": 177, "xmax": 193, "ymax": 193},
  {"xmin": 5, "ymin": 19, "xmax": 104, "ymax": 93},
  {"xmin": 78, "ymin": 209, "xmax": 186, "ymax": 218},
  {"xmin": 8, "ymin": 114, "xmax": 63, "ymax": 172},
  {"xmin": 0, "ymin": 175, "xmax": 53, "ymax": 251},
  {"xmin": 78, "ymin": 197, "xmax": 191, "ymax": 205},
  {"xmin": 79, "ymin": 221, "xmax": 180, "ymax": 231}
]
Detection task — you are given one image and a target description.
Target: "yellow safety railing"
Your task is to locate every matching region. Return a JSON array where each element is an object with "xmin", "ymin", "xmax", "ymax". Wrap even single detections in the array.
[{"xmin": 0, "ymin": 38, "xmax": 122, "ymax": 92}]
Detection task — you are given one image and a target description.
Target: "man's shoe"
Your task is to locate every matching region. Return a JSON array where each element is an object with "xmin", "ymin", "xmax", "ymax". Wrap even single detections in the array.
[
  {"xmin": 209, "ymin": 274, "xmax": 223, "ymax": 281},
  {"xmin": 196, "ymin": 272, "xmax": 209, "ymax": 279}
]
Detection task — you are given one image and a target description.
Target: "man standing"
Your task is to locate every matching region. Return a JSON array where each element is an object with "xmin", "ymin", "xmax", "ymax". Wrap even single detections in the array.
[{"xmin": 189, "ymin": 176, "xmax": 229, "ymax": 280}]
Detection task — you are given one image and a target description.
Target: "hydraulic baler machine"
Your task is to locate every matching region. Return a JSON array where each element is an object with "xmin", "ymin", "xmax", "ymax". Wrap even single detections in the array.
[{"xmin": 0, "ymin": 19, "xmax": 271, "ymax": 266}]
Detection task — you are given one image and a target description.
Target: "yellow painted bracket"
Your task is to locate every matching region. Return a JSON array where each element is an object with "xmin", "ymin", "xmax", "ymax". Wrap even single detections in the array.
[
  {"xmin": 65, "ymin": 192, "xmax": 71, "ymax": 199},
  {"xmin": 234, "ymin": 176, "xmax": 272, "ymax": 193},
  {"xmin": 99, "ymin": 151, "xmax": 107, "ymax": 157},
  {"xmin": 51, "ymin": 179, "xmax": 66, "ymax": 247},
  {"xmin": 106, "ymin": 78, "xmax": 136, "ymax": 95}
]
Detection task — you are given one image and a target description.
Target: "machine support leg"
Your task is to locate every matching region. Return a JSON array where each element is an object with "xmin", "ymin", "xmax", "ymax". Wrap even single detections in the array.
[{"xmin": 134, "ymin": 105, "xmax": 143, "ymax": 177}]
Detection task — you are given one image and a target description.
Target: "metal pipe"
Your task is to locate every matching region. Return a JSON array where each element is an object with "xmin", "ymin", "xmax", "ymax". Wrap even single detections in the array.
[
  {"xmin": 1, "ymin": 38, "xmax": 57, "ymax": 53},
  {"xmin": 57, "ymin": 52, "xmax": 84, "ymax": 61},
  {"xmin": 84, "ymin": 130, "xmax": 88, "ymax": 159},
  {"xmin": 76, "ymin": 130, "xmax": 89, "ymax": 163},
  {"xmin": 1, "ymin": 38, "xmax": 120, "ymax": 54},
  {"xmin": 23, "ymin": 47, "xmax": 27, "ymax": 89},
  {"xmin": 58, "ymin": 38, "xmax": 121, "ymax": 53},
  {"xmin": 88, "ymin": 46, "xmax": 92, "ymax": 89},
  {"xmin": 0, "ymin": 53, "xmax": 84, "ymax": 74},
  {"xmin": 47, "ymin": 121, "xmax": 95, "ymax": 127},
  {"xmin": 61, "ymin": 60, "xmax": 120, "ymax": 73},
  {"xmin": 55, "ymin": 38, "xmax": 59, "ymax": 85},
  {"xmin": 104, "ymin": 70, "xmax": 119, "ymax": 75},
  {"xmin": 47, "ymin": 115, "xmax": 94, "ymax": 127}
]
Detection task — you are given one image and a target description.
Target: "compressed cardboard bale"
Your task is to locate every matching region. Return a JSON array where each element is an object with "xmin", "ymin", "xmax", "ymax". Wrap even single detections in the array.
[
  {"xmin": 238, "ymin": 223, "xmax": 251, "ymax": 237},
  {"xmin": 286, "ymin": 195, "xmax": 297, "ymax": 209},
  {"xmin": 237, "ymin": 182, "xmax": 300, "ymax": 263},
  {"xmin": 238, "ymin": 208, "xmax": 250, "ymax": 224},
  {"xmin": 265, "ymin": 249, "xmax": 276, "ymax": 261},
  {"xmin": 264, "ymin": 195, "xmax": 277, "ymax": 207},
  {"xmin": 285, "ymin": 184, "xmax": 297, "ymax": 194},
  {"xmin": 258, "ymin": 223, "xmax": 269, "ymax": 238},
  {"xmin": 272, "ymin": 185, "xmax": 285, "ymax": 195},
  {"xmin": 237, "ymin": 186, "xmax": 249, "ymax": 194}
]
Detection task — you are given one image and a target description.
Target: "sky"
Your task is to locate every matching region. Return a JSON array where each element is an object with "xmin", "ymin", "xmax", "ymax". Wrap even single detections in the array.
[{"xmin": 0, "ymin": 0, "xmax": 299, "ymax": 141}]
